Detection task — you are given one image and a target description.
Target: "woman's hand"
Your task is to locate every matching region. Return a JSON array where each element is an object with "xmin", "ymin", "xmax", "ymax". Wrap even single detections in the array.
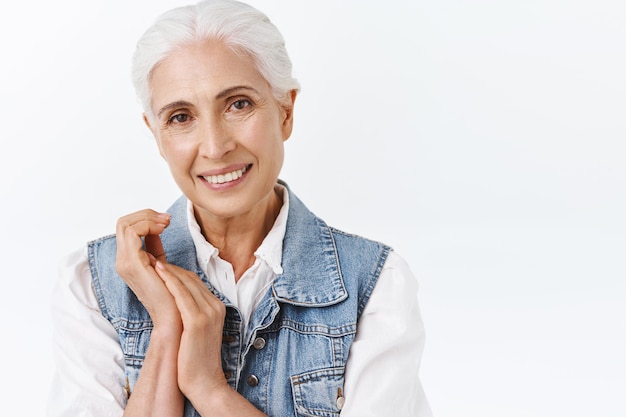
[
  {"xmin": 116, "ymin": 211, "xmax": 265, "ymax": 416},
  {"xmin": 154, "ymin": 261, "xmax": 228, "ymax": 401},
  {"xmin": 115, "ymin": 210, "xmax": 180, "ymax": 331},
  {"xmin": 116, "ymin": 210, "xmax": 186, "ymax": 417}
]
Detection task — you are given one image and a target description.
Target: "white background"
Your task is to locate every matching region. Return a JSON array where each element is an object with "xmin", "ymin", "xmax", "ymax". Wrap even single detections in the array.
[{"xmin": 1, "ymin": 1, "xmax": 624, "ymax": 416}]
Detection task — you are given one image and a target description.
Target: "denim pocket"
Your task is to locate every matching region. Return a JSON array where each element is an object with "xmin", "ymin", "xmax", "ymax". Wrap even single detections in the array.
[{"xmin": 290, "ymin": 367, "xmax": 345, "ymax": 417}]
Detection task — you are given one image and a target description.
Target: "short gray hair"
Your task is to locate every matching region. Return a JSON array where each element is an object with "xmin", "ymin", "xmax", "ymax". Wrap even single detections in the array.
[{"xmin": 132, "ymin": 0, "xmax": 300, "ymax": 115}]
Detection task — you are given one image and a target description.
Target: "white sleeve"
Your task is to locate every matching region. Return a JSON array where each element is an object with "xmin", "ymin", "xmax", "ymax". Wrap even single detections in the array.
[
  {"xmin": 341, "ymin": 251, "xmax": 432, "ymax": 417},
  {"xmin": 48, "ymin": 246, "xmax": 127, "ymax": 417}
]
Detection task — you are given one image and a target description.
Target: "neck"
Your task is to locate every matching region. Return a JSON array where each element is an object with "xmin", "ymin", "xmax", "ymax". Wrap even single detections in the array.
[{"xmin": 194, "ymin": 186, "xmax": 283, "ymax": 281}]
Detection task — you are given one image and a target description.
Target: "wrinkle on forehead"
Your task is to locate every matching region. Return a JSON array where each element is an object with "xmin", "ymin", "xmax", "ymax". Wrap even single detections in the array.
[{"xmin": 148, "ymin": 40, "xmax": 271, "ymax": 115}]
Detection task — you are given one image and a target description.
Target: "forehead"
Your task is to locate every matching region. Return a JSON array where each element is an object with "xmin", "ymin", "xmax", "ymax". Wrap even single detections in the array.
[{"xmin": 149, "ymin": 40, "xmax": 269, "ymax": 108}]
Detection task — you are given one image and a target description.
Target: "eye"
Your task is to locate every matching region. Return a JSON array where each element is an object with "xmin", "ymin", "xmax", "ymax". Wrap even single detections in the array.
[
  {"xmin": 168, "ymin": 113, "xmax": 190, "ymax": 124},
  {"xmin": 229, "ymin": 99, "xmax": 251, "ymax": 111}
]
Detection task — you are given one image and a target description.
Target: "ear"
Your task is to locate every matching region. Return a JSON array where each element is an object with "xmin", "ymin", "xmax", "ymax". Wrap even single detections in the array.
[
  {"xmin": 143, "ymin": 112, "xmax": 166, "ymax": 159},
  {"xmin": 281, "ymin": 89, "xmax": 297, "ymax": 141}
]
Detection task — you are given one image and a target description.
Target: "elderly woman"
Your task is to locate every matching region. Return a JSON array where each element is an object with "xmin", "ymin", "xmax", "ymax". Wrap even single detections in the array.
[{"xmin": 49, "ymin": 1, "xmax": 431, "ymax": 416}]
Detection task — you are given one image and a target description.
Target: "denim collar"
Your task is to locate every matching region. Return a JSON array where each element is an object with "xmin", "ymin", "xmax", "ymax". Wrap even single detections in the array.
[
  {"xmin": 163, "ymin": 181, "xmax": 347, "ymax": 308},
  {"xmin": 272, "ymin": 182, "xmax": 347, "ymax": 306}
]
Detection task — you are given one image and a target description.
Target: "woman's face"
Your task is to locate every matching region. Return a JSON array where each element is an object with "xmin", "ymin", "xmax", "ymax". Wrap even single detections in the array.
[{"xmin": 146, "ymin": 41, "xmax": 295, "ymax": 223}]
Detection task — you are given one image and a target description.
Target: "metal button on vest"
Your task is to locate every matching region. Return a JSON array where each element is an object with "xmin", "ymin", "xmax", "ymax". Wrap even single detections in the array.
[
  {"xmin": 252, "ymin": 337, "xmax": 266, "ymax": 350},
  {"xmin": 336, "ymin": 396, "xmax": 345, "ymax": 410},
  {"xmin": 246, "ymin": 374, "xmax": 259, "ymax": 387}
]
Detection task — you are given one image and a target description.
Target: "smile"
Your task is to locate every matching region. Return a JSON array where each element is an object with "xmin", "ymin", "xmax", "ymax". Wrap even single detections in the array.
[{"xmin": 203, "ymin": 165, "xmax": 249, "ymax": 184}]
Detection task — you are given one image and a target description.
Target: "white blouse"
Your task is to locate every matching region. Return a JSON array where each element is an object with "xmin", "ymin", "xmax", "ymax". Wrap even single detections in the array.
[{"xmin": 48, "ymin": 190, "xmax": 431, "ymax": 417}]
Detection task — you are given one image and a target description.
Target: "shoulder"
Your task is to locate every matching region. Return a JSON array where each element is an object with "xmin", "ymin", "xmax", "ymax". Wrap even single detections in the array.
[
  {"xmin": 87, "ymin": 233, "xmax": 118, "ymax": 260},
  {"xmin": 329, "ymin": 225, "xmax": 391, "ymax": 254},
  {"xmin": 328, "ymin": 226, "xmax": 392, "ymax": 283},
  {"xmin": 376, "ymin": 250, "xmax": 420, "ymax": 305},
  {"xmin": 87, "ymin": 234, "xmax": 120, "ymax": 296},
  {"xmin": 324, "ymin": 226, "xmax": 394, "ymax": 314},
  {"xmin": 54, "ymin": 245, "xmax": 96, "ymax": 310}
]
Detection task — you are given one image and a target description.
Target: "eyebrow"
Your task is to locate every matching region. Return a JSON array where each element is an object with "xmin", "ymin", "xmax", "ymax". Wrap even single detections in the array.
[
  {"xmin": 156, "ymin": 100, "xmax": 193, "ymax": 118},
  {"xmin": 215, "ymin": 85, "xmax": 259, "ymax": 100},
  {"xmin": 156, "ymin": 85, "xmax": 260, "ymax": 118}
]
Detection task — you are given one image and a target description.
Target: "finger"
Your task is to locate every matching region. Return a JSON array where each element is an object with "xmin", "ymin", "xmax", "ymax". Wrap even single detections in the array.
[
  {"xmin": 116, "ymin": 209, "xmax": 170, "ymax": 228},
  {"xmin": 160, "ymin": 262, "xmax": 222, "ymax": 308},
  {"xmin": 155, "ymin": 262, "xmax": 225, "ymax": 322},
  {"xmin": 116, "ymin": 210, "xmax": 170, "ymax": 240},
  {"xmin": 145, "ymin": 233, "xmax": 167, "ymax": 263},
  {"xmin": 116, "ymin": 211, "xmax": 170, "ymax": 258},
  {"xmin": 155, "ymin": 262, "xmax": 199, "ymax": 310}
]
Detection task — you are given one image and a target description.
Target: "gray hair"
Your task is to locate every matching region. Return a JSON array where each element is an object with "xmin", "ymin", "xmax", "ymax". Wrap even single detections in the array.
[{"xmin": 131, "ymin": 0, "xmax": 300, "ymax": 115}]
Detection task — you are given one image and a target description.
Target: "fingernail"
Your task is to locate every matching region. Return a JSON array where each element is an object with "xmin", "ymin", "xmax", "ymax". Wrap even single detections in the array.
[{"xmin": 156, "ymin": 261, "xmax": 165, "ymax": 270}]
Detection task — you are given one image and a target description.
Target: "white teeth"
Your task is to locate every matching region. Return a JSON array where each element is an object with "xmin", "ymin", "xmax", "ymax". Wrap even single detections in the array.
[{"xmin": 204, "ymin": 165, "xmax": 248, "ymax": 184}]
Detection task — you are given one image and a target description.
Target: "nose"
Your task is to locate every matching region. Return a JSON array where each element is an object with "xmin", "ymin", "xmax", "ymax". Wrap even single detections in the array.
[{"xmin": 198, "ymin": 117, "xmax": 235, "ymax": 159}]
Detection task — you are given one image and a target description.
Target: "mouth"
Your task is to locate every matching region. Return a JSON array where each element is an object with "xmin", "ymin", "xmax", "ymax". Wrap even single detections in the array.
[{"xmin": 202, "ymin": 164, "xmax": 251, "ymax": 185}]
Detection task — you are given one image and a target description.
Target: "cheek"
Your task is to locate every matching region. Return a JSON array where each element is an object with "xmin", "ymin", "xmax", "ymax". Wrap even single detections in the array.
[
  {"xmin": 243, "ymin": 118, "xmax": 285, "ymax": 152},
  {"xmin": 159, "ymin": 138, "xmax": 197, "ymax": 169}
]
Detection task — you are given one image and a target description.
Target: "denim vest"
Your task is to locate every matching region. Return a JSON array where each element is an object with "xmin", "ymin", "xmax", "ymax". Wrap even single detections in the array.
[{"xmin": 88, "ymin": 187, "xmax": 390, "ymax": 416}]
